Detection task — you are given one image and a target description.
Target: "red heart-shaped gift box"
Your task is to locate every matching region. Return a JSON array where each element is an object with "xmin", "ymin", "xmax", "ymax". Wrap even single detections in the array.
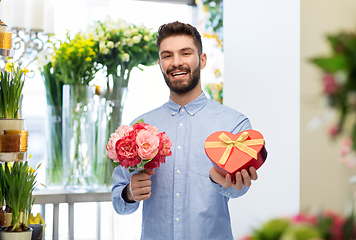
[{"xmin": 204, "ymin": 129, "xmax": 267, "ymax": 183}]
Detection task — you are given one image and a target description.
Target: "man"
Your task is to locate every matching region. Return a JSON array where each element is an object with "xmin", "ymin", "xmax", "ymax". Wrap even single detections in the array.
[{"xmin": 111, "ymin": 21, "xmax": 258, "ymax": 240}]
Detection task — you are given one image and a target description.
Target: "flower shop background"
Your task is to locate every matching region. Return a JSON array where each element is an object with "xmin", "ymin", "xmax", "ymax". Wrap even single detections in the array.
[
  {"xmin": 4, "ymin": 0, "xmax": 223, "ymax": 239},
  {"xmin": 224, "ymin": 0, "xmax": 356, "ymax": 239},
  {"xmin": 300, "ymin": 0, "xmax": 356, "ymax": 213}
]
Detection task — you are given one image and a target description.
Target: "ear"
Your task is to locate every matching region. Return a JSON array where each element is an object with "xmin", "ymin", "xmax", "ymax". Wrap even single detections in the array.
[{"xmin": 200, "ymin": 53, "xmax": 207, "ymax": 70}]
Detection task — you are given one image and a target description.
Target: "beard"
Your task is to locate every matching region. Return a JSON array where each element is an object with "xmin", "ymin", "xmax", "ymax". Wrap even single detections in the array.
[{"xmin": 162, "ymin": 64, "xmax": 200, "ymax": 94}]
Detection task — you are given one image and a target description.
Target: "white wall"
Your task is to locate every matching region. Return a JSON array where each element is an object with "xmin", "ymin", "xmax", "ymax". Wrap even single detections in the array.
[{"xmin": 224, "ymin": 1, "xmax": 300, "ymax": 238}]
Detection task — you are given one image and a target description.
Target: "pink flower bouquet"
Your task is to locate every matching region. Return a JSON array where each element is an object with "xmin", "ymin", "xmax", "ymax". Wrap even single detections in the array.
[{"xmin": 106, "ymin": 119, "xmax": 172, "ymax": 172}]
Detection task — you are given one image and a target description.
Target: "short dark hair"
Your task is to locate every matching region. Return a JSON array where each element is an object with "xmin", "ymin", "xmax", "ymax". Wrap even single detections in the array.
[{"xmin": 156, "ymin": 21, "xmax": 203, "ymax": 55}]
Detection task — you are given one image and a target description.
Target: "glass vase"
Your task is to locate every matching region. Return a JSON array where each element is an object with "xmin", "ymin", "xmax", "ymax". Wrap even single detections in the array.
[
  {"xmin": 62, "ymin": 84, "xmax": 96, "ymax": 192},
  {"xmin": 45, "ymin": 105, "xmax": 63, "ymax": 188},
  {"xmin": 94, "ymin": 73, "xmax": 128, "ymax": 188}
]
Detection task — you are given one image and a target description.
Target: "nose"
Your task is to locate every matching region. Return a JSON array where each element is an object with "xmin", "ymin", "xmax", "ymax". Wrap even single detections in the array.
[{"xmin": 172, "ymin": 54, "xmax": 183, "ymax": 67}]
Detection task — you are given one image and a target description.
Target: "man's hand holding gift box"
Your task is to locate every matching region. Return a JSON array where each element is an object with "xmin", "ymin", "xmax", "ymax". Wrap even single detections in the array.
[{"xmin": 205, "ymin": 130, "xmax": 268, "ymax": 189}]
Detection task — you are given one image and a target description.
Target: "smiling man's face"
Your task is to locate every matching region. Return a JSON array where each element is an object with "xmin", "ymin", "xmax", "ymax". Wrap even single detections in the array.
[{"xmin": 158, "ymin": 35, "xmax": 205, "ymax": 94}]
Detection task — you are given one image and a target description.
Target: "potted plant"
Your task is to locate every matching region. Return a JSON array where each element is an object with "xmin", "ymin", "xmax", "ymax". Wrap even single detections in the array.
[
  {"xmin": 0, "ymin": 60, "xmax": 29, "ymax": 134},
  {"xmin": 0, "ymin": 161, "xmax": 40, "ymax": 240}
]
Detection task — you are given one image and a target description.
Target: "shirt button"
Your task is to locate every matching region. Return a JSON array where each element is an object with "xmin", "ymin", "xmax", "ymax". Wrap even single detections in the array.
[
  {"xmin": 179, "ymin": 123, "xmax": 183, "ymax": 127},
  {"xmin": 177, "ymin": 146, "xmax": 181, "ymax": 150},
  {"xmin": 227, "ymin": 193, "xmax": 231, "ymax": 196},
  {"xmin": 177, "ymin": 169, "xmax": 180, "ymax": 174},
  {"xmin": 176, "ymin": 217, "xmax": 180, "ymax": 222},
  {"xmin": 181, "ymin": 108, "xmax": 185, "ymax": 112},
  {"xmin": 176, "ymin": 193, "xmax": 180, "ymax": 197}
]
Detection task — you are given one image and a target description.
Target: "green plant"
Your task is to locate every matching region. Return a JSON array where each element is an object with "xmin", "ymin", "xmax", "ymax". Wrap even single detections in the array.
[
  {"xmin": 0, "ymin": 61, "xmax": 28, "ymax": 119},
  {"xmin": 310, "ymin": 30, "xmax": 356, "ymax": 150},
  {"xmin": 244, "ymin": 211, "xmax": 356, "ymax": 240},
  {"xmin": 0, "ymin": 161, "xmax": 40, "ymax": 232},
  {"xmin": 38, "ymin": 51, "xmax": 64, "ymax": 186},
  {"xmin": 87, "ymin": 16, "xmax": 158, "ymax": 80},
  {"xmin": 85, "ymin": 16, "xmax": 159, "ymax": 186},
  {"xmin": 54, "ymin": 31, "xmax": 99, "ymax": 87},
  {"xmin": 204, "ymin": 82, "xmax": 223, "ymax": 104},
  {"xmin": 202, "ymin": 0, "xmax": 223, "ymax": 36}
]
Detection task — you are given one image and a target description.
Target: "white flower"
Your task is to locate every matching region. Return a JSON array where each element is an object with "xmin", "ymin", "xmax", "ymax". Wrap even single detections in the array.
[
  {"xmin": 132, "ymin": 35, "xmax": 142, "ymax": 44},
  {"xmin": 131, "ymin": 28, "xmax": 139, "ymax": 36},
  {"xmin": 107, "ymin": 41, "xmax": 114, "ymax": 49},
  {"xmin": 115, "ymin": 41, "xmax": 121, "ymax": 48},
  {"xmin": 100, "ymin": 47, "xmax": 110, "ymax": 55},
  {"xmin": 122, "ymin": 53, "xmax": 130, "ymax": 62},
  {"xmin": 143, "ymin": 35, "xmax": 151, "ymax": 42},
  {"xmin": 123, "ymin": 29, "xmax": 132, "ymax": 38},
  {"xmin": 335, "ymin": 70, "xmax": 348, "ymax": 85},
  {"xmin": 126, "ymin": 39, "xmax": 134, "ymax": 47},
  {"xmin": 98, "ymin": 31, "xmax": 105, "ymax": 39},
  {"xmin": 99, "ymin": 41, "xmax": 106, "ymax": 49}
]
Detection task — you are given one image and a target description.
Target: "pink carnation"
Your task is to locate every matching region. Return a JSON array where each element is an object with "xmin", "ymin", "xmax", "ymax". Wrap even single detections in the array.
[
  {"xmin": 145, "ymin": 132, "xmax": 172, "ymax": 169},
  {"xmin": 106, "ymin": 133, "xmax": 121, "ymax": 161},
  {"xmin": 136, "ymin": 130, "xmax": 159, "ymax": 160},
  {"xmin": 115, "ymin": 133, "xmax": 141, "ymax": 166},
  {"xmin": 115, "ymin": 125, "xmax": 133, "ymax": 138},
  {"xmin": 323, "ymin": 74, "xmax": 339, "ymax": 95}
]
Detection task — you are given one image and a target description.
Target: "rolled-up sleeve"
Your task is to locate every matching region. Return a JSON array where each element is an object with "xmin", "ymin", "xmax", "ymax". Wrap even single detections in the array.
[{"xmin": 111, "ymin": 166, "xmax": 140, "ymax": 215}]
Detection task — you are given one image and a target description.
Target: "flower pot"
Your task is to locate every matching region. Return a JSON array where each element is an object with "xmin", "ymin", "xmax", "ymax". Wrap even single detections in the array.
[
  {"xmin": 4, "ymin": 212, "xmax": 11, "ymax": 227},
  {"xmin": 0, "ymin": 227, "xmax": 33, "ymax": 240},
  {"xmin": 0, "ymin": 119, "xmax": 25, "ymax": 135},
  {"xmin": 0, "ymin": 208, "xmax": 5, "ymax": 227},
  {"xmin": 28, "ymin": 224, "xmax": 43, "ymax": 240}
]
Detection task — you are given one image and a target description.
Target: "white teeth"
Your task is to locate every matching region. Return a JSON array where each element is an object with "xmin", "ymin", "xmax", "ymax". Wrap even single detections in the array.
[{"xmin": 172, "ymin": 71, "xmax": 187, "ymax": 76}]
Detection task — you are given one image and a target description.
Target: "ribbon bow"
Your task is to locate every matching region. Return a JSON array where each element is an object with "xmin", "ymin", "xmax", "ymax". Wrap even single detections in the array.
[{"xmin": 204, "ymin": 131, "xmax": 264, "ymax": 165}]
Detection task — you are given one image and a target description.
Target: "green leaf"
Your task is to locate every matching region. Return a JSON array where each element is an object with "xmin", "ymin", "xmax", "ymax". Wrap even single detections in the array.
[
  {"xmin": 310, "ymin": 55, "xmax": 348, "ymax": 73},
  {"xmin": 132, "ymin": 118, "xmax": 145, "ymax": 125},
  {"xmin": 139, "ymin": 159, "xmax": 152, "ymax": 168},
  {"xmin": 111, "ymin": 161, "xmax": 120, "ymax": 169}
]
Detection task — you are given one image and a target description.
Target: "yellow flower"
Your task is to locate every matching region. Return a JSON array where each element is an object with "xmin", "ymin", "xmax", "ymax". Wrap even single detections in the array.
[
  {"xmin": 85, "ymin": 57, "xmax": 92, "ymax": 62},
  {"xmin": 214, "ymin": 69, "xmax": 221, "ymax": 78},
  {"xmin": 2, "ymin": 162, "xmax": 13, "ymax": 171},
  {"xmin": 22, "ymin": 66, "xmax": 29, "ymax": 74},
  {"xmin": 28, "ymin": 167, "xmax": 35, "ymax": 174},
  {"xmin": 5, "ymin": 62, "xmax": 14, "ymax": 73},
  {"xmin": 29, "ymin": 213, "xmax": 45, "ymax": 225}
]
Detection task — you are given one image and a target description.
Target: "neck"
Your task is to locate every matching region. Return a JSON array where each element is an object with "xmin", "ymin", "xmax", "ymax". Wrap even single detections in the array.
[{"xmin": 170, "ymin": 84, "xmax": 203, "ymax": 106}]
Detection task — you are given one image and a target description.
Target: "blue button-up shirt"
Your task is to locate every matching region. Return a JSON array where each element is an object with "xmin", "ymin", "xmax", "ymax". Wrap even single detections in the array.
[{"xmin": 112, "ymin": 93, "xmax": 252, "ymax": 240}]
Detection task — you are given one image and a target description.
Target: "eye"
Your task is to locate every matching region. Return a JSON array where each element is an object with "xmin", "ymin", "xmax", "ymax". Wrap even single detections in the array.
[{"xmin": 162, "ymin": 54, "xmax": 171, "ymax": 59}]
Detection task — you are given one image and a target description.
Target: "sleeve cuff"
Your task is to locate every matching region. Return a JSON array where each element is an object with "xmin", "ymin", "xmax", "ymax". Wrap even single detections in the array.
[
  {"xmin": 112, "ymin": 184, "xmax": 139, "ymax": 215},
  {"xmin": 209, "ymin": 175, "xmax": 249, "ymax": 198}
]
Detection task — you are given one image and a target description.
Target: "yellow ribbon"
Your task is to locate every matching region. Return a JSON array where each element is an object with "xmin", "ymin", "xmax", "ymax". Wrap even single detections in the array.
[{"xmin": 204, "ymin": 131, "xmax": 264, "ymax": 165}]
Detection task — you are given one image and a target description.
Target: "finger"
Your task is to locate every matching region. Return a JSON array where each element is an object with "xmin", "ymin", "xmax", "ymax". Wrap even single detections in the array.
[
  {"xmin": 234, "ymin": 172, "xmax": 243, "ymax": 190},
  {"xmin": 241, "ymin": 169, "xmax": 251, "ymax": 187},
  {"xmin": 224, "ymin": 173, "xmax": 232, "ymax": 188},
  {"xmin": 132, "ymin": 186, "xmax": 152, "ymax": 201},
  {"xmin": 145, "ymin": 169, "xmax": 156, "ymax": 176},
  {"xmin": 209, "ymin": 167, "xmax": 226, "ymax": 185},
  {"xmin": 134, "ymin": 191, "xmax": 151, "ymax": 201},
  {"xmin": 132, "ymin": 173, "xmax": 150, "ymax": 182},
  {"xmin": 249, "ymin": 167, "xmax": 258, "ymax": 180}
]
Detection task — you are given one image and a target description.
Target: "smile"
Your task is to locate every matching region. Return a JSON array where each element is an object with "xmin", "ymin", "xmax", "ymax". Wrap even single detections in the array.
[{"xmin": 170, "ymin": 71, "xmax": 188, "ymax": 79}]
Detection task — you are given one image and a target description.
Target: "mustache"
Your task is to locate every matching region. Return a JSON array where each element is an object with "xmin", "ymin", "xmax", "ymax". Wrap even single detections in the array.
[{"xmin": 167, "ymin": 66, "xmax": 190, "ymax": 75}]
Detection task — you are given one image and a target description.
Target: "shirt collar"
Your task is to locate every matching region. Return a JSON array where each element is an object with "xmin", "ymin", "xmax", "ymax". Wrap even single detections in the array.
[{"xmin": 168, "ymin": 92, "xmax": 208, "ymax": 116}]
